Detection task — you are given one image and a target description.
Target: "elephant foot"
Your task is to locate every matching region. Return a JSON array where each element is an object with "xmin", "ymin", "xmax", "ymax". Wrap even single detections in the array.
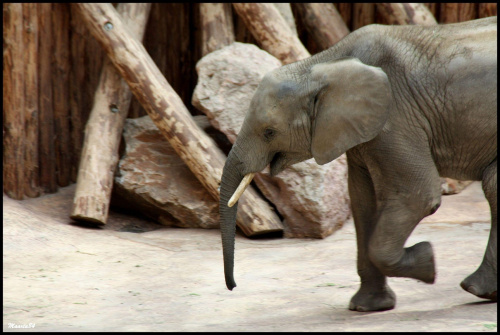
[
  {"xmin": 372, "ymin": 241, "xmax": 436, "ymax": 284},
  {"xmin": 404, "ymin": 241, "xmax": 436, "ymax": 284},
  {"xmin": 460, "ymin": 268, "xmax": 497, "ymax": 301},
  {"xmin": 349, "ymin": 285, "xmax": 396, "ymax": 312}
]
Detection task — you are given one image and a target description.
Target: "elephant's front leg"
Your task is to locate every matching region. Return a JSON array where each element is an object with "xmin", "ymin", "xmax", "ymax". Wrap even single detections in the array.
[
  {"xmin": 367, "ymin": 141, "xmax": 442, "ymax": 284},
  {"xmin": 347, "ymin": 155, "xmax": 396, "ymax": 312}
]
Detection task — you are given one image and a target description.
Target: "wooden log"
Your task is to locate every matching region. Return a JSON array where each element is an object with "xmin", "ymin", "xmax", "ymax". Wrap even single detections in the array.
[
  {"xmin": 3, "ymin": 3, "xmax": 26, "ymax": 199},
  {"xmin": 23, "ymin": 3, "xmax": 41, "ymax": 198},
  {"xmin": 69, "ymin": 4, "xmax": 86, "ymax": 182},
  {"xmin": 439, "ymin": 3, "xmax": 477, "ymax": 23},
  {"xmin": 232, "ymin": 3, "xmax": 310, "ymax": 64},
  {"xmin": 129, "ymin": 4, "xmax": 201, "ymax": 119},
  {"xmin": 375, "ymin": 5, "xmax": 391, "ymax": 25},
  {"xmin": 72, "ymin": 3, "xmax": 283, "ymax": 236},
  {"xmin": 52, "ymin": 4, "xmax": 71, "ymax": 187},
  {"xmin": 161, "ymin": 4, "xmax": 196, "ymax": 116},
  {"xmin": 233, "ymin": 4, "xmax": 297, "ymax": 49},
  {"xmin": 439, "ymin": 3, "xmax": 460, "ymax": 23},
  {"xmin": 85, "ymin": 21, "xmax": 106, "ymax": 123},
  {"xmin": 424, "ymin": 3, "xmax": 439, "ymax": 19},
  {"xmin": 233, "ymin": 6, "xmax": 258, "ymax": 45},
  {"xmin": 69, "ymin": 5, "xmax": 106, "ymax": 182},
  {"xmin": 272, "ymin": 3, "xmax": 298, "ymax": 36},
  {"xmin": 376, "ymin": 3, "xmax": 437, "ymax": 25},
  {"xmin": 127, "ymin": 3, "xmax": 164, "ymax": 119},
  {"xmin": 200, "ymin": 3, "xmax": 234, "ymax": 57},
  {"xmin": 38, "ymin": 3, "xmax": 57, "ymax": 193},
  {"xmin": 71, "ymin": 3, "xmax": 152, "ymax": 224},
  {"xmin": 457, "ymin": 3, "xmax": 477, "ymax": 22},
  {"xmin": 352, "ymin": 3, "xmax": 374, "ymax": 30},
  {"xmin": 294, "ymin": 3, "xmax": 349, "ymax": 51},
  {"xmin": 335, "ymin": 3, "xmax": 352, "ymax": 31},
  {"xmin": 478, "ymin": 3, "xmax": 497, "ymax": 18},
  {"xmin": 289, "ymin": 4, "xmax": 314, "ymax": 53}
]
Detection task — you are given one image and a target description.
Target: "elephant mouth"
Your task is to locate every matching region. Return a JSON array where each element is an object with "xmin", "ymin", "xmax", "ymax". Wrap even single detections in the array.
[
  {"xmin": 270, "ymin": 152, "xmax": 289, "ymax": 176},
  {"xmin": 270, "ymin": 151, "xmax": 312, "ymax": 176}
]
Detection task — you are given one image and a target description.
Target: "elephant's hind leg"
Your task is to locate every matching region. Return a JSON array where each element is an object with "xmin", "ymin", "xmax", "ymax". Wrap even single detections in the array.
[
  {"xmin": 461, "ymin": 159, "xmax": 497, "ymax": 301},
  {"xmin": 347, "ymin": 156, "xmax": 396, "ymax": 312}
]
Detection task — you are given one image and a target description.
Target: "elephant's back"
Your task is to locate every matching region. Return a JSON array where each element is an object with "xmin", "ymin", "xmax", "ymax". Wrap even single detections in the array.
[{"xmin": 386, "ymin": 18, "xmax": 497, "ymax": 181}]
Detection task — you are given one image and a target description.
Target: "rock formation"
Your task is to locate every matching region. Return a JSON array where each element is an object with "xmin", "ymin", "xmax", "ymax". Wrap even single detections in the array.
[{"xmin": 114, "ymin": 116, "xmax": 220, "ymax": 229}]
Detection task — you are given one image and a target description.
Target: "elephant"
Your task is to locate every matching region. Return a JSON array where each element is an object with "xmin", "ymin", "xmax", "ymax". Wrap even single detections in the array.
[{"xmin": 219, "ymin": 16, "xmax": 497, "ymax": 312}]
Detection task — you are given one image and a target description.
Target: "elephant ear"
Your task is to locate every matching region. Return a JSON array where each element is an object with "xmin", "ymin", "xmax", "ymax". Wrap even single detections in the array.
[{"xmin": 310, "ymin": 57, "xmax": 391, "ymax": 165}]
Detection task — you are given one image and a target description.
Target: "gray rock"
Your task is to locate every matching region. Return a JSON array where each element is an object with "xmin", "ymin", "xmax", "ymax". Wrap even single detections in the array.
[
  {"xmin": 192, "ymin": 42, "xmax": 351, "ymax": 238},
  {"xmin": 113, "ymin": 116, "xmax": 219, "ymax": 229}
]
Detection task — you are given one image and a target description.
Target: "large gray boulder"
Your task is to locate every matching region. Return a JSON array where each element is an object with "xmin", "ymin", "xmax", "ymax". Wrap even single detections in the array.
[
  {"xmin": 113, "ymin": 116, "xmax": 219, "ymax": 229},
  {"xmin": 192, "ymin": 42, "xmax": 351, "ymax": 238}
]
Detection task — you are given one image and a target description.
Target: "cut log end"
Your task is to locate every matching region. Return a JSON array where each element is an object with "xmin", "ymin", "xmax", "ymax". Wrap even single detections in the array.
[{"xmin": 71, "ymin": 196, "xmax": 108, "ymax": 225}]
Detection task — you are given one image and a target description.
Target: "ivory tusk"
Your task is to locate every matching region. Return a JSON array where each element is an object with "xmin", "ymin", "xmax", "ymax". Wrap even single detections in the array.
[{"xmin": 228, "ymin": 173, "xmax": 255, "ymax": 207}]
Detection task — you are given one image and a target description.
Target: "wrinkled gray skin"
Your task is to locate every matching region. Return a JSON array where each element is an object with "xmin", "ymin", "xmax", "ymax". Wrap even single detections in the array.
[{"xmin": 220, "ymin": 17, "xmax": 497, "ymax": 311}]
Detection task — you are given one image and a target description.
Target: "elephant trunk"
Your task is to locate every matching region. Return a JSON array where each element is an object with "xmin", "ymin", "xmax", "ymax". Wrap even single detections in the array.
[{"xmin": 219, "ymin": 149, "xmax": 244, "ymax": 290}]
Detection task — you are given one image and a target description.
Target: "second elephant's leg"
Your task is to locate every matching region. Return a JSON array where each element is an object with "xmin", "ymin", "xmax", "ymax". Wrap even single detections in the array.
[
  {"xmin": 461, "ymin": 159, "xmax": 497, "ymax": 301},
  {"xmin": 347, "ymin": 156, "xmax": 396, "ymax": 312}
]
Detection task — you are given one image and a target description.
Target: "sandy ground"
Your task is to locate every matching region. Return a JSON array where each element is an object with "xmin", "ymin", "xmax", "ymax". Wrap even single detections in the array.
[{"xmin": 3, "ymin": 182, "xmax": 497, "ymax": 331}]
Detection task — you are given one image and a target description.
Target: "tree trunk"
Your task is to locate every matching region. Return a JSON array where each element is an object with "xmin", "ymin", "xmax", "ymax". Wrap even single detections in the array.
[
  {"xmin": 23, "ymin": 3, "xmax": 40, "ymax": 198},
  {"xmin": 478, "ymin": 3, "xmax": 497, "ymax": 18},
  {"xmin": 71, "ymin": 3, "xmax": 152, "ymax": 225},
  {"xmin": 352, "ymin": 3, "xmax": 374, "ymax": 30},
  {"xmin": 232, "ymin": 3, "xmax": 310, "ymax": 64},
  {"xmin": 72, "ymin": 3, "xmax": 282, "ymax": 236},
  {"xmin": 375, "ymin": 3, "xmax": 437, "ymax": 25},
  {"xmin": 39, "ymin": 3, "xmax": 58, "ymax": 194},
  {"xmin": 3, "ymin": 3, "xmax": 26, "ymax": 199},
  {"xmin": 294, "ymin": 3, "xmax": 349, "ymax": 51},
  {"xmin": 52, "ymin": 3, "xmax": 71, "ymax": 187},
  {"xmin": 200, "ymin": 3, "xmax": 234, "ymax": 57},
  {"xmin": 69, "ymin": 4, "xmax": 86, "ymax": 182}
]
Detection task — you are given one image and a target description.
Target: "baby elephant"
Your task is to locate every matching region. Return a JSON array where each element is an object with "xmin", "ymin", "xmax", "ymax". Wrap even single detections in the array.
[{"xmin": 219, "ymin": 17, "xmax": 497, "ymax": 311}]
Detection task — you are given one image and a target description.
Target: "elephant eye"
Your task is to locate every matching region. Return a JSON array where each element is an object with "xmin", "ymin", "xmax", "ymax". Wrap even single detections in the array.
[{"xmin": 263, "ymin": 128, "xmax": 276, "ymax": 140}]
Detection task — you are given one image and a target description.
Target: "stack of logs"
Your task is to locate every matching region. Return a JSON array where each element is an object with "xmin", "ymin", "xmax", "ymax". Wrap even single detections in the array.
[{"xmin": 4, "ymin": 4, "xmax": 496, "ymax": 236}]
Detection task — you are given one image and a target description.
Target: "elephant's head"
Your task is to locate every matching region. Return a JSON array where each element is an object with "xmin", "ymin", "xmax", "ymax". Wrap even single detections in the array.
[{"xmin": 220, "ymin": 57, "xmax": 392, "ymax": 290}]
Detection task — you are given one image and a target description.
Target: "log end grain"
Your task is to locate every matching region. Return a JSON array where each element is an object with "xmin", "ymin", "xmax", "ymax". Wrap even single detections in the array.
[{"xmin": 70, "ymin": 196, "xmax": 108, "ymax": 225}]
